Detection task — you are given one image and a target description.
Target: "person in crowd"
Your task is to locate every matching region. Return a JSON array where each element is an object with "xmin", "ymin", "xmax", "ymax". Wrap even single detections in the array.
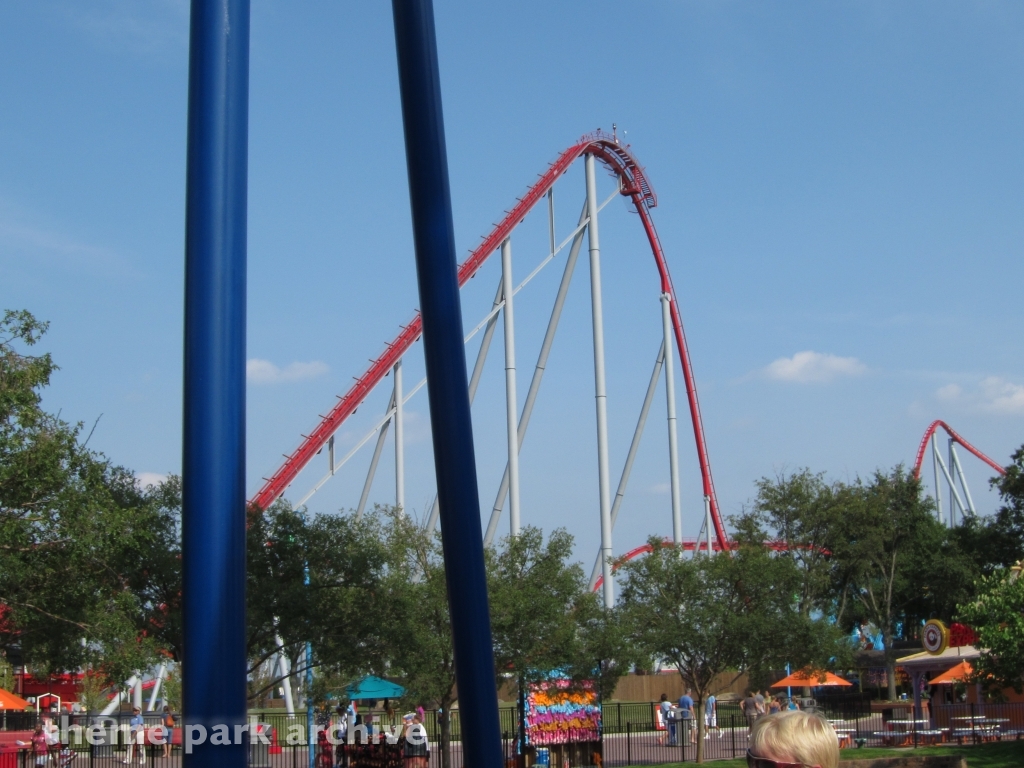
[
  {"xmin": 747, "ymin": 711, "xmax": 838, "ymax": 768},
  {"xmin": 42, "ymin": 714, "xmax": 60, "ymax": 753},
  {"xmin": 161, "ymin": 706, "xmax": 175, "ymax": 759},
  {"xmin": 768, "ymin": 696, "xmax": 782, "ymax": 715},
  {"xmin": 402, "ymin": 713, "xmax": 429, "ymax": 768},
  {"xmin": 677, "ymin": 688, "xmax": 695, "ymax": 746},
  {"xmin": 317, "ymin": 725, "xmax": 333, "ymax": 768},
  {"xmin": 656, "ymin": 694, "xmax": 672, "ymax": 745},
  {"xmin": 125, "ymin": 706, "xmax": 145, "ymax": 764},
  {"xmin": 786, "ymin": 698, "xmax": 800, "ymax": 712},
  {"xmin": 754, "ymin": 690, "xmax": 766, "ymax": 716},
  {"xmin": 333, "ymin": 705, "xmax": 348, "ymax": 768},
  {"xmin": 704, "ymin": 693, "xmax": 718, "ymax": 737},
  {"xmin": 741, "ymin": 690, "xmax": 760, "ymax": 729},
  {"xmin": 30, "ymin": 721, "xmax": 50, "ymax": 767}
]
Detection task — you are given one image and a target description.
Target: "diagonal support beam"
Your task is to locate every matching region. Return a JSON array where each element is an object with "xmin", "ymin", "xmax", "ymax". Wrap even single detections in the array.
[
  {"xmin": 356, "ymin": 389, "xmax": 396, "ymax": 520},
  {"xmin": 933, "ymin": 436, "xmax": 966, "ymax": 523},
  {"xmin": 424, "ymin": 278, "xmax": 504, "ymax": 531},
  {"xmin": 588, "ymin": 340, "xmax": 665, "ymax": 590},
  {"xmin": 484, "ymin": 200, "xmax": 588, "ymax": 546}
]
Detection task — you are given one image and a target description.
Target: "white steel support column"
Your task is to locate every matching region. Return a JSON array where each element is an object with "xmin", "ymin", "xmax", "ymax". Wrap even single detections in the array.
[
  {"xmin": 704, "ymin": 495, "xmax": 713, "ymax": 555},
  {"xmin": 101, "ymin": 675, "xmax": 138, "ymax": 716},
  {"xmin": 933, "ymin": 437, "xmax": 966, "ymax": 524},
  {"xmin": 484, "ymin": 200, "xmax": 589, "ymax": 547},
  {"xmin": 356, "ymin": 391, "xmax": 395, "ymax": 520},
  {"xmin": 394, "ymin": 359, "xmax": 405, "ymax": 515},
  {"xmin": 501, "ymin": 238, "xmax": 522, "ymax": 536},
  {"xmin": 948, "ymin": 439, "xmax": 956, "ymax": 525},
  {"xmin": 932, "ymin": 433, "xmax": 943, "ymax": 523},
  {"xmin": 132, "ymin": 675, "xmax": 143, "ymax": 710},
  {"xmin": 950, "ymin": 442, "xmax": 977, "ymax": 515},
  {"xmin": 425, "ymin": 279, "xmax": 506, "ymax": 533},
  {"xmin": 146, "ymin": 663, "xmax": 166, "ymax": 711},
  {"xmin": 661, "ymin": 293, "xmax": 683, "ymax": 545},
  {"xmin": 275, "ymin": 634, "xmax": 295, "ymax": 716},
  {"xmin": 586, "ymin": 153, "xmax": 614, "ymax": 609},
  {"xmin": 588, "ymin": 341, "xmax": 665, "ymax": 590}
]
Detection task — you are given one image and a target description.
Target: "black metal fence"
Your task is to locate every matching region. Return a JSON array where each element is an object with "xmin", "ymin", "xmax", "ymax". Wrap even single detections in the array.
[{"xmin": 2, "ymin": 701, "xmax": 1023, "ymax": 766}]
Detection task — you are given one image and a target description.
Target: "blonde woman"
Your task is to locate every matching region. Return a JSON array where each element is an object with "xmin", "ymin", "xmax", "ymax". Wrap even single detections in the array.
[{"xmin": 746, "ymin": 711, "xmax": 838, "ymax": 768}]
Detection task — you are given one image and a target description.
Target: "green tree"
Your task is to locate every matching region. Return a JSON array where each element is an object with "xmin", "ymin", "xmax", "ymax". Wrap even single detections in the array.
[
  {"xmin": 245, "ymin": 503, "xmax": 389, "ymax": 704},
  {"xmin": 565, "ymin": 599, "xmax": 640, "ymax": 706},
  {"xmin": 618, "ymin": 541, "xmax": 842, "ymax": 763},
  {"xmin": 488, "ymin": 527, "xmax": 593, "ymax": 758},
  {"xmin": 828, "ymin": 466, "xmax": 954, "ymax": 700},
  {"xmin": 488, "ymin": 527, "xmax": 587, "ymax": 683},
  {"xmin": 956, "ymin": 565, "xmax": 1024, "ymax": 693},
  {"xmin": 375, "ymin": 511, "xmax": 459, "ymax": 768},
  {"xmin": 0, "ymin": 310, "xmax": 174, "ymax": 680},
  {"xmin": 953, "ymin": 445, "xmax": 1024, "ymax": 577},
  {"xmin": 732, "ymin": 469, "xmax": 851, "ymax": 617}
]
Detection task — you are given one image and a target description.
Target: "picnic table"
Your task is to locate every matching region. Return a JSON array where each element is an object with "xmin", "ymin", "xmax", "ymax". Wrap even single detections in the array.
[
  {"xmin": 833, "ymin": 729, "xmax": 855, "ymax": 748},
  {"xmin": 948, "ymin": 716, "xmax": 1006, "ymax": 743},
  {"xmin": 872, "ymin": 720, "xmax": 934, "ymax": 746}
]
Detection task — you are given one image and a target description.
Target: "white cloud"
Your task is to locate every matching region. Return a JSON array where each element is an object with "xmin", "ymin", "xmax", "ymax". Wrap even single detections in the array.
[
  {"xmin": 933, "ymin": 377, "xmax": 1024, "ymax": 416},
  {"xmin": 648, "ymin": 483, "xmax": 671, "ymax": 494},
  {"xmin": 763, "ymin": 351, "xmax": 867, "ymax": 383},
  {"xmin": 136, "ymin": 472, "xmax": 167, "ymax": 489},
  {"xmin": 247, "ymin": 358, "xmax": 329, "ymax": 385},
  {"xmin": 979, "ymin": 377, "xmax": 1024, "ymax": 415}
]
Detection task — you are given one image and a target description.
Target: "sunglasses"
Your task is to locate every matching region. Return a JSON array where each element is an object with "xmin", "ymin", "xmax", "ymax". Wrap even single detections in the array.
[{"xmin": 745, "ymin": 750, "xmax": 809, "ymax": 768}]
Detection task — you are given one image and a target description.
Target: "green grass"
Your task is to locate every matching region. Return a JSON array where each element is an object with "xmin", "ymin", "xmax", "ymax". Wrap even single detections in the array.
[{"xmin": 658, "ymin": 740, "xmax": 1024, "ymax": 767}]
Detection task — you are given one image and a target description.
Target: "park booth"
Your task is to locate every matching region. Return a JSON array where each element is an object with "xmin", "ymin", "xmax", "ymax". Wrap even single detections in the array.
[{"xmin": 524, "ymin": 680, "xmax": 602, "ymax": 768}]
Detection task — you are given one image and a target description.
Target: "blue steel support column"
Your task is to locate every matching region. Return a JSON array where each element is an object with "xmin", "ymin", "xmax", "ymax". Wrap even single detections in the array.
[
  {"xmin": 390, "ymin": 3, "xmax": 503, "ymax": 768},
  {"xmin": 181, "ymin": 1, "xmax": 250, "ymax": 767},
  {"xmin": 305, "ymin": 558, "xmax": 314, "ymax": 768}
]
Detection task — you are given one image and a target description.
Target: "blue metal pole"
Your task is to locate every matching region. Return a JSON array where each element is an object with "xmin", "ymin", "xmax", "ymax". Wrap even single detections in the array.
[
  {"xmin": 390, "ymin": 3, "xmax": 503, "ymax": 768},
  {"xmin": 306, "ymin": 561, "xmax": 314, "ymax": 768},
  {"xmin": 181, "ymin": 1, "xmax": 250, "ymax": 767}
]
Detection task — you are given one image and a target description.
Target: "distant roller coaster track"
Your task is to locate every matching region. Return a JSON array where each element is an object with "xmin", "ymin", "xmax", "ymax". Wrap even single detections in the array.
[
  {"xmin": 912, "ymin": 420, "xmax": 1005, "ymax": 480},
  {"xmin": 591, "ymin": 537, "xmax": 807, "ymax": 591},
  {"xmin": 251, "ymin": 131, "xmax": 728, "ymax": 546},
  {"xmin": 596, "ymin": 418, "xmax": 1010, "ymax": 591}
]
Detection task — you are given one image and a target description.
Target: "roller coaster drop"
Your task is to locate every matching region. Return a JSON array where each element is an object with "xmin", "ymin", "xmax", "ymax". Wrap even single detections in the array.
[
  {"xmin": 251, "ymin": 131, "xmax": 728, "ymax": 603},
  {"xmin": 913, "ymin": 420, "xmax": 1006, "ymax": 527}
]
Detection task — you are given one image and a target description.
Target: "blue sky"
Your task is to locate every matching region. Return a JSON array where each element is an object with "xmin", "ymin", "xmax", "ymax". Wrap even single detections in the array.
[{"xmin": 2, "ymin": 1, "xmax": 1022, "ymax": 567}]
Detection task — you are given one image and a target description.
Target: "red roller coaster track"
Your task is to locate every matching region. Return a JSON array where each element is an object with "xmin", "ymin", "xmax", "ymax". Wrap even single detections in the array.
[
  {"xmin": 590, "ymin": 421, "xmax": 1007, "ymax": 592},
  {"xmin": 591, "ymin": 537, "xmax": 805, "ymax": 591},
  {"xmin": 251, "ymin": 131, "xmax": 727, "ymax": 545},
  {"xmin": 912, "ymin": 420, "xmax": 1005, "ymax": 480}
]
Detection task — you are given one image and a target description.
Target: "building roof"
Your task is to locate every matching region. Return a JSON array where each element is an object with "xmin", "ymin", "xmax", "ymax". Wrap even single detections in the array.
[{"xmin": 896, "ymin": 645, "xmax": 980, "ymax": 673}]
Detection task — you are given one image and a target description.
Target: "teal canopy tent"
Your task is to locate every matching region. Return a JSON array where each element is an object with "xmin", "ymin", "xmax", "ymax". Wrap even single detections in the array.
[{"xmin": 345, "ymin": 676, "xmax": 406, "ymax": 701}]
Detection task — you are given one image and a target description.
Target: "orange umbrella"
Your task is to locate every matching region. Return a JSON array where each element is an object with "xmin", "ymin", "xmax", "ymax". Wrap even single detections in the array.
[
  {"xmin": 771, "ymin": 671, "xmax": 852, "ymax": 688},
  {"xmin": 0, "ymin": 688, "xmax": 32, "ymax": 710},
  {"xmin": 929, "ymin": 661, "xmax": 973, "ymax": 685}
]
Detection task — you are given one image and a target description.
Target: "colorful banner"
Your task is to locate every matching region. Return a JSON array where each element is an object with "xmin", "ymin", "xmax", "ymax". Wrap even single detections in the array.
[{"xmin": 525, "ymin": 680, "xmax": 601, "ymax": 745}]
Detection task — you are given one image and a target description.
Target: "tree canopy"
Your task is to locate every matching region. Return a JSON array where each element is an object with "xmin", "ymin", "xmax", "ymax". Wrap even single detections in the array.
[
  {"xmin": 0, "ymin": 310, "xmax": 177, "ymax": 682},
  {"xmin": 617, "ymin": 539, "xmax": 844, "ymax": 762}
]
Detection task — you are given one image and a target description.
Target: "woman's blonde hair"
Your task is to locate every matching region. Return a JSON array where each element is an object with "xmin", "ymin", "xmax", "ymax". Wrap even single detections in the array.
[{"xmin": 749, "ymin": 710, "xmax": 838, "ymax": 768}]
